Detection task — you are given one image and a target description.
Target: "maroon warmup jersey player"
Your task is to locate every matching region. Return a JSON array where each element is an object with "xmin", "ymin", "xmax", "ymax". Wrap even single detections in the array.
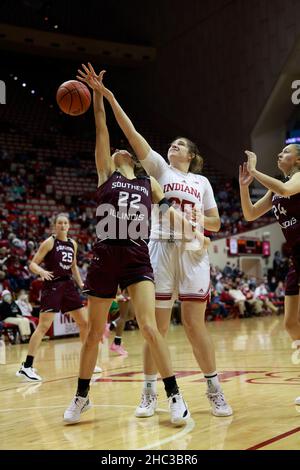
[
  {"xmin": 239, "ymin": 144, "xmax": 300, "ymax": 404},
  {"xmin": 16, "ymin": 214, "xmax": 101, "ymax": 382},
  {"xmin": 64, "ymin": 64, "xmax": 206, "ymax": 425}
]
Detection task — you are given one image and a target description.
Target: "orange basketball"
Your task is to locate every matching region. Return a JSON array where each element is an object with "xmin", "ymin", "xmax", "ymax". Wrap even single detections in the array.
[{"xmin": 56, "ymin": 80, "xmax": 91, "ymax": 116}]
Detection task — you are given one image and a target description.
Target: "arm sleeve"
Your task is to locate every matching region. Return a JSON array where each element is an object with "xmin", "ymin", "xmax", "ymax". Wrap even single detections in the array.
[
  {"xmin": 203, "ymin": 178, "xmax": 217, "ymax": 211},
  {"xmin": 141, "ymin": 149, "xmax": 169, "ymax": 179}
]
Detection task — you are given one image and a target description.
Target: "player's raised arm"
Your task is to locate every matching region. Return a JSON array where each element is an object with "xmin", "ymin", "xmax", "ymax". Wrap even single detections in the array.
[
  {"xmin": 78, "ymin": 66, "xmax": 151, "ymax": 161},
  {"xmin": 239, "ymin": 162, "xmax": 273, "ymax": 221},
  {"xmin": 77, "ymin": 64, "xmax": 112, "ymax": 186}
]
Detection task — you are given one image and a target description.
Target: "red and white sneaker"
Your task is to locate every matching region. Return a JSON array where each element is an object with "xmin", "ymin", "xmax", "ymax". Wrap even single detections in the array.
[
  {"xmin": 135, "ymin": 392, "xmax": 158, "ymax": 417},
  {"xmin": 206, "ymin": 391, "xmax": 233, "ymax": 416},
  {"xmin": 109, "ymin": 343, "xmax": 128, "ymax": 356}
]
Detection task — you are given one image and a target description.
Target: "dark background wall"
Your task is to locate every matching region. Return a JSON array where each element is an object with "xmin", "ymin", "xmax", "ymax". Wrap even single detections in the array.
[
  {"xmin": 2, "ymin": 0, "xmax": 300, "ymax": 175},
  {"xmin": 127, "ymin": 0, "xmax": 300, "ymax": 173}
]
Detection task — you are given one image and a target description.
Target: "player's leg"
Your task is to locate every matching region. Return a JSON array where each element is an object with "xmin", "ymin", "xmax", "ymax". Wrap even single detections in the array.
[
  {"xmin": 64, "ymin": 296, "xmax": 113, "ymax": 423},
  {"xmin": 135, "ymin": 304, "xmax": 172, "ymax": 417},
  {"xmin": 284, "ymin": 295, "xmax": 300, "ymax": 340},
  {"xmin": 284, "ymin": 291, "xmax": 300, "ymax": 404},
  {"xmin": 181, "ymin": 300, "xmax": 232, "ymax": 416},
  {"xmin": 16, "ymin": 312, "xmax": 55, "ymax": 381},
  {"xmin": 69, "ymin": 307, "xmax": 88, "ymax": 343},
  {"xmin": 135, "ymin": 240, "xmax": 176, "ymax": 417},
  {"xmin": 70, "ymin": 306, "xmax": 102, "ymax": 374},
  {"xmin": 283, "ymin": 265, "xmax": 300, "ymax": 340},
  {"xmin": 179, "ymin": 249, "xmax": 232, "ymax": 417},
  {"xmin": 128, "ymin": 280, "xmax": 189, "ymax": 425}
]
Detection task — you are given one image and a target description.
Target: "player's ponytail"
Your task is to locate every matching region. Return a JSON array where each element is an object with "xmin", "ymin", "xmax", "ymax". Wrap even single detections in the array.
[
  {"xmin": 175, "ymin": 137, "xmax": 203, "ymax": 174},
  {"xmin": 189, "ymin": 152, "xmax": 204, "ymax": 174}
]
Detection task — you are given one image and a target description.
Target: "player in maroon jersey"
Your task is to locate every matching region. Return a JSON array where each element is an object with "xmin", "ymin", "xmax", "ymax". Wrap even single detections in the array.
[
  {"xmin": 239, "ymin": 144, "xmax": 300, "ymax": 404},
  {"xmin": 63, "ymin": 64, "xmax": 208, "ymax": 425},
  {"xmin": 16, "ymin": 214, "xmax": 101, "ymax": 381}
]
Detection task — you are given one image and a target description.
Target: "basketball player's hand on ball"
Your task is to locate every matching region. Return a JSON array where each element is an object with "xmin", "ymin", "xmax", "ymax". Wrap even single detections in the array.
[
  {"xmin": 39, "ymin": 269, "xmax": 54, "ymax": 281},
  {"xmin": 245, "ymin": 150, "xmax": 257, "ymax": 175},
  {"xmin": 239, "ymin": 162, "xmax": 254, "ymax": 187},
  {"xmin": 77, "ymin": 63, "xmax": 110, "ymax": 97}
]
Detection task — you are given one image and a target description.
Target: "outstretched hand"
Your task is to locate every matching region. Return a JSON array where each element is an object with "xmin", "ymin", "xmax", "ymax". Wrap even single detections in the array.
[
  {"xmin": 76, "ymin": 62, "xmax": 108, "ymax": 96},
  {"xmin": 239, "ymin": 162, "xmax": 254, "ymax": 187}
]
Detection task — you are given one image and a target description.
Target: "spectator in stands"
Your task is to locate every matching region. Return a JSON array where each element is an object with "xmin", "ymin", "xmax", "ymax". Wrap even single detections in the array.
[
  {"xmin": 16, "ymin": 290, "xmax": 39, "ymax": 332},
  {"xmin": 223, "ymin": 262, "xmax": 232, "ymax": 277},
  {"xmin": 0, "ymin": 289, "xmax": 31, "ymax": 342},
  {"xmin": 210, "ymin": 289, "xmax": 229, "ymax": 320},
  {"xmin": 215, "ymin": 277, "xmax": 224, "ymax": 294},
  {"xmin": 254, "ymin": 281, "xmax": 278, "ymax": 314},
  {"xmin": 268, "ymin": 276, "xmax": 278, "ymax": 293},
  {"xmin": 228, "ymin": 283, "xmax": 246, "ymax": 317},
  {"xmin": 275, "ymin": 281, "xmax": 285, "ymax": 301},
  {"xmin": 241, "ymin": 284, "xmax": 263, "ymax": 317}
]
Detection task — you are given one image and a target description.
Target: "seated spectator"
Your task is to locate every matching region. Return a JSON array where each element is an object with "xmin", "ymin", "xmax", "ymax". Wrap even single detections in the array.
[
  {"xmin": 275, "ymin": 281, "xmax": 285, "ymax": 301},
  {"xmin": 210, "ymin": 289, "xmax": 229, "ymax": 319},
  {"xmin": 241, "ymin": 284, "xmax": 263, "ymax": 316},
  {"xmin": 215, "ymin": 277, "xmax": 224, "ymax": 294},
  {"xmin": 228, "ymin": 284, "xmax": 246, "ymax": 317},
  {"xmin": 16, "ymin": 290, "xmax": 39, "ymax": 332},
  {"xmin": 0, "ymin": 290, "xmax": 31, "ymax": 342},
  {"xmin": 268, "ymin": 276, "xmax": 278, "ymax": 293},
  {"xmin": 254, "ymin": 282, "xmax": 278, "ymax": 314},
  {"xmin": 223, "ymin": 262, "xmax": 232, "ymax": 277},
  {"xmin": 219, "ymin": 286, "xmax": 234, "ymax": 306}
]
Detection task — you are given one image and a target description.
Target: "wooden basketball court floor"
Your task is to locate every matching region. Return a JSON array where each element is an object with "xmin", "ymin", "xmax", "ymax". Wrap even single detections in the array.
[{"xmin": 1, "ymin": 316, "xmax": 300, "ymax": 450}]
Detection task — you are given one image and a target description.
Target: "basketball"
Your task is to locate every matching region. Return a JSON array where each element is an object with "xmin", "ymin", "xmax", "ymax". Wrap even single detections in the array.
[{"xmin": 56, "ymin": 80, "xmax": 91, "ymax": 116}]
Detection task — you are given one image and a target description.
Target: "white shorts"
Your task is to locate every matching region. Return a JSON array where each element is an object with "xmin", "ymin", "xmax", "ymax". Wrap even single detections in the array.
[{"xmin": 149, "ymin": 240, "xmax": 210, "ymax": 308}]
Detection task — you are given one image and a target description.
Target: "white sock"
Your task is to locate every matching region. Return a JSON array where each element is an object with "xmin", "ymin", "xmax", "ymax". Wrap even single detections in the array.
[
  {"xmin": 204, "ymin": 371, "xmax": 221, "ymax": 393},
  {"xmin": 144, "ymin": 374, "xmax": 157, "ymax": 395}
]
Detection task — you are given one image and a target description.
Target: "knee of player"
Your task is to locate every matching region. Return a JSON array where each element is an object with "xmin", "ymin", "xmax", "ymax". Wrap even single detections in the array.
[
  {"xmin": 86, "ymin": 329, "xmax": 103, "ymax": 344},
  {"xmin": 139, "ymin": 323, "xmax": 159, "ymax": 343},
  {"xmin": 158, "ymin": 323, "xmax": 169, "ymax": 337},
  {"xmin": 77, "ymin": 318, "xmax": 88, "ymax": 330},
  {"xmin": 37, "ymin": 321, "xmax": 52, "ymax": 335}
]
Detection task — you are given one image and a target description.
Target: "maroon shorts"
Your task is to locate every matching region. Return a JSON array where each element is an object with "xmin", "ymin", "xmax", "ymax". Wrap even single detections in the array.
[
  {"xmin": 84, "ymin": 240, "xmax": 154, "ymax": 298},
  {"xmin": 285, "ymin": 258, "xmax": 300, "ymax": 296},
  {"xmin": 40, "ymin": 278, "xmax": 84, "ymax": 313}
]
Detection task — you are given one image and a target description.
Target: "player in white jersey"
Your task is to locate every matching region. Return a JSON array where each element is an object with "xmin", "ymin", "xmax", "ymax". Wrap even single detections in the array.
[{"xmin": 95, "ymin": 71, "xmax": 232, "ymax": 417}]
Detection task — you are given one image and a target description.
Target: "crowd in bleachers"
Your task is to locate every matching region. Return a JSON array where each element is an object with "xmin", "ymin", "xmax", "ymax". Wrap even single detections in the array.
[{"xmin": 206, "ymin": 256, "xmax": 288, "ymax": 321}]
